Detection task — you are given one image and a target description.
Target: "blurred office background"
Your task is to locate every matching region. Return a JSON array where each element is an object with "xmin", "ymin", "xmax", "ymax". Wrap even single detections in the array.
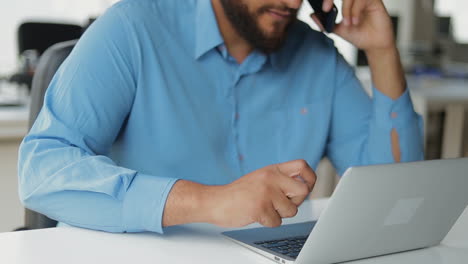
[{"xmin": 0, "ymin": 0, "xmax": 467, "ymax": 232}]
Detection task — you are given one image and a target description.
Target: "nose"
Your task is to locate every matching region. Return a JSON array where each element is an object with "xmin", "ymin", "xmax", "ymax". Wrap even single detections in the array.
[{"xmin": 282, "ymin": 0, "xmax": 302, "ymax": 10}]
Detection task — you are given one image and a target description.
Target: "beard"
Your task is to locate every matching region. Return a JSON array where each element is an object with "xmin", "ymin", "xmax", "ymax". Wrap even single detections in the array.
[{"xmin": 219, "ymin": 0, "xmax": 297, "ymax": 54}]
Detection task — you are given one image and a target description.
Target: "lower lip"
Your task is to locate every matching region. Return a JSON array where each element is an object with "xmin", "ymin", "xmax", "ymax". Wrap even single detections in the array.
[{"xmin": 268, "ymin": 10, "xmax": 290, "ymax": 20}]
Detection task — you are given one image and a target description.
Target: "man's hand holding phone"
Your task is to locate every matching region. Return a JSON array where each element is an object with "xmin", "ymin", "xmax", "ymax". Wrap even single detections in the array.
[
  {"xmin": 311, "ymin": 0, "xmax": 406, "ymax": 104},
  {"xmin": 311, "ymin": 0, "xmax": 396, "ymax": 52},
  {"xmin": 308, "ymin": 0, "xmax": 338, "ymax": 33}
]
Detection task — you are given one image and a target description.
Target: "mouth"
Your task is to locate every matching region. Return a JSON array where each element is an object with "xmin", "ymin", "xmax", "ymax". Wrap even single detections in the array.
[{"xmin": 267, "ymin": 9, "xmax": 293, "ymax": 21}]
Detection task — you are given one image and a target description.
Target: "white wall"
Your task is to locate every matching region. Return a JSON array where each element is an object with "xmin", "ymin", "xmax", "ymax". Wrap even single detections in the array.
[
  {"xmin": 435, "ymin": 0, "xmax": 468, "ymax": 43},
  {"xmin": 0, "ymin": 0, "xmax": 119, "ymax": 75}
]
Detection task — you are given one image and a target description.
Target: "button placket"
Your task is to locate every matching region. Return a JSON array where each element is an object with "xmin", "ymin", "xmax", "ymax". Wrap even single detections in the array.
[{"xmin": 232, "ymin": 71, "xmax": 244, "ymax": 173}]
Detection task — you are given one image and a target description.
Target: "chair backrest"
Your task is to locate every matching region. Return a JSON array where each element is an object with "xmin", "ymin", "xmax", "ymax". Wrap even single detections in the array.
[
  {"xmin": 25, "ymin": 40, "xmax": 78, "ymax": 229},
  {"xmin": 18, "ymin": 22, "xmax": 82, "ymax": 56}
]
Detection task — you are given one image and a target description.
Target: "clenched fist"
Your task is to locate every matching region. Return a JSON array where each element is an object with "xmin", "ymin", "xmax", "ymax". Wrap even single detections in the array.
[{"xmin": 209, "ymin": 160, "xmax": 316, "ymax": 228}]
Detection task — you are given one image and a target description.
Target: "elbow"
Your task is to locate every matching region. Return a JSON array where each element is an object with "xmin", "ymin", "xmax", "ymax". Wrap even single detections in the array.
[{"xmin": 17, "ymin": 138, "xmax": 47, "ymax": 213}]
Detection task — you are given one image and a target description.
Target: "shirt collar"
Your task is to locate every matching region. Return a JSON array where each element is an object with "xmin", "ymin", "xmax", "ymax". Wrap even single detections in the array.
[
  {"xmin": 195, "ymin": 0, "xmax": 224, "ymax": 60},
  {"xmin": 194, "ymin": 1, "xmax": 303, "ymax": 70}
]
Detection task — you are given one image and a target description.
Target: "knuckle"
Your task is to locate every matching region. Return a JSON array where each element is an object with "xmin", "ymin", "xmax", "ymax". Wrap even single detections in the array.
[
  {"xmin": 342, "ymin": 6, "xmax": 350, "ymax": 16},
  {"xmin": 290, "ymin": 197, "xmax": 303, "ymax": 206},
  {"xmin": 297, "ymin": 159, "xmax": 308, "ymax": 168},
  {"xmin": 259, "ymin": 215, "xmax": 273, "ymax": 227},
  {"xmin": 257, "ymin": 215, "xmax": 268, "ymax": 226},
  {"xmin": 299, "ymin": 184, "xmax": 310, "ymax": 196},
  {"xmin": 272, "ymin": 217, "xmax": 282, "ymax": 227},
  {"xmin": 263, "ymin": 216, "xmax": 281, "ymax": 228},
  {"xmin": 289, "ymin": 206, "xmax": 299, "ymax": 218},
  {"xmin": 352, "ymin": 8, "xmax": 360, "ymax": 17},
  {"xmin": 283, "ymin": 206, "xmax": 298, "ymax": 218}
]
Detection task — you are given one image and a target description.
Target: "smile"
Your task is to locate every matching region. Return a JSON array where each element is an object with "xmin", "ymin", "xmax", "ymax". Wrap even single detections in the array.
[{"xmin": 267, "ymin": 9, "xmax": 293, "ymax": 20}]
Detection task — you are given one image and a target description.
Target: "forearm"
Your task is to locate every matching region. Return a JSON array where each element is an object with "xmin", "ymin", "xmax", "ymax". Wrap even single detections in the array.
[
  {"xmin": 162, "ymin": 180, "xmax": 219, "ymax": 227},
  {"xmin": 366, "ymin": 47, "xmax": 406, "ymax": 100},
  {"xmin": 328, "ymin": 52, "xmax": 424, "ymax": 174},
  {"xmin": 366, "ymin": 47, "xmax": 407, "ymax": 161},
  {"xmin": 19, "ymin": 135, "xmax": 181, "ymax": 233}
]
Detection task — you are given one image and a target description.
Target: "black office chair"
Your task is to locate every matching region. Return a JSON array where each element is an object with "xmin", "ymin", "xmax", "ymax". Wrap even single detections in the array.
[
  {"xmin": 9, "ymin": 22, "xmax": 83, "ymax": 90},
  {"xmin": 23, "ymin": 40, "xmax": 78, "ymax": 230}
]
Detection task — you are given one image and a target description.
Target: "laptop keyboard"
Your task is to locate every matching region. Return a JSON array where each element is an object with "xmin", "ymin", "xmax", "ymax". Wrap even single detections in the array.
[{"xmin": 253, "ymin": 235, "xmax": 309, "ymax": 259}]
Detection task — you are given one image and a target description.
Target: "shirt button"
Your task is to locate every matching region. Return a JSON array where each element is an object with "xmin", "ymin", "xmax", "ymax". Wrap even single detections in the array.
[
  {"xmin": 301, "ymin": 107, "xmax": 308, "ymax": 115},
  {"xmin": 238, "ymin": 154, "xmax": 244, "ymax": 161},
  {"xmin": 391, "ymin": 112, "xmax": 398, "ymax": 119},
  {"xmin": 235, "ymin": 113, "xmax": 240, "ymax": 120}
]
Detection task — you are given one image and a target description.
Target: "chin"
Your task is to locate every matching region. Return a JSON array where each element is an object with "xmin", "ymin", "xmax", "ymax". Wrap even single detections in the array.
[{"xmin": 266, "ymin": 31, "xmax": 286, "ymax": 41}]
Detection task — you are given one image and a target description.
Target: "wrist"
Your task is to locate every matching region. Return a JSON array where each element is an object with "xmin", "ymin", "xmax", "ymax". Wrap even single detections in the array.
[
  {"xmin": 162, "ymin": 180, "xmax": 222, "ymax": 227},
  {"xmin": 197, "ymin": 184, "xmax": 226, "ymax": 225},
  {"xmin": 364, "ymin": 45, "xmax": 399, "ymax": 62},
  {"xmin": 365, "ymin": 46, "xmax": 406, "ymax": 100}
]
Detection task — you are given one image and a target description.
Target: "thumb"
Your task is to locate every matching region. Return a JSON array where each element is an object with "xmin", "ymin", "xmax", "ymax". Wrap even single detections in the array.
[
  {"xmin": 333, "ymin": 22, "xmax": 352, "ymax": 40},
  {"xmin": 310, "ymin": 13, "xmax": 325, "ymax": 32}
]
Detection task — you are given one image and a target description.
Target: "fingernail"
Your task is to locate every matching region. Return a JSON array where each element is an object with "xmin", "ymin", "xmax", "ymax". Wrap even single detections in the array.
[
  {"xmin": 322, "ymin": 1, "xmax": 331, "ymax": 12},
  {"xmin": 343, "ymin": 18, "xmax": 350, "ymax": 26},
  {"xmin": 352, "ymin": 17, "xmax": 359, "ymax": 25}
]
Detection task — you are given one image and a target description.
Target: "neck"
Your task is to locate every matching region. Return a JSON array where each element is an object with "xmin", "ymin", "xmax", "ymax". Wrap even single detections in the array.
[{"xmin": 211, "ymin": 0, "xmax": 253, "ymax": 64}]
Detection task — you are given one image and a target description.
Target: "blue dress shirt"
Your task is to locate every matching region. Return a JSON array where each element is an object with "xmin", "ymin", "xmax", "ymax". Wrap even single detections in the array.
[{"xmin": 18, "ymin": 0, "xmax": 424, "ymax": 234}]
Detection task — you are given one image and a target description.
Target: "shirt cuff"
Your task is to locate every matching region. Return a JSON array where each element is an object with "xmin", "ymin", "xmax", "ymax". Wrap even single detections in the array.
[
  {"xmin": 122, "ymin": 173, "xmax": 179, "ymax": 233},
  {"xmin": 372, "ymin": 86, "xmax": 417, "ymax": 130}
]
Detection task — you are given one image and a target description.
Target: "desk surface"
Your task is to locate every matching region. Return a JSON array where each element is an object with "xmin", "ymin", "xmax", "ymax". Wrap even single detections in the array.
[
  {"xmin": 1, "ymin": 199, "xmax": 467, "ymax": 264},
  {"xmin": 409, "ymin": 77, "xmax": 468, "ymax": 102}
]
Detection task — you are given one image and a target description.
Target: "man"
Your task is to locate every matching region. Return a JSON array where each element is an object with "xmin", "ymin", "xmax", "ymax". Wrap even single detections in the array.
[{"xmin": 18, "ymin": 0, "xmax": 423, "ymax": 234}]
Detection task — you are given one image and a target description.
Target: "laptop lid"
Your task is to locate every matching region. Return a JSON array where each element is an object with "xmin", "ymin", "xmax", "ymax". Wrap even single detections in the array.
[{"xmin": 296, "ymin": 158, "xmax": 468, "ymax": 264}]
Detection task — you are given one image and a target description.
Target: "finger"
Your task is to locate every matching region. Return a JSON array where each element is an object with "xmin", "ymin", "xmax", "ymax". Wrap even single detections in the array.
[
  {"xmin": 277, "ymin": 160, "xmax": 317, "ymax": 191},
  {"xmin": 258, "ymin": 202, "xmax": 282, "ymax": 228},
  {"xmin": 332, "ymin": 21, "xmax": 348, "ymax": 38},
  {"xmin": 310, "ymin": 13, "xmax": 325, "ymax": 32},
  {"xmin": 272, "ymin": 191, "xmax": 299, "ymax": 218},
  {"xmin": 277, "ymin": 174, "xmax": 310, "ymax": 204},
  {"xmin": 271, "ymin": 169, "xmax": 310, "ymax": 206},
  {"xmin": 341, "ymin": 0, "xmax": 354, "ymax": 26},
  {"xmin": 351, "ymin": 0, "xmax": 367, "ymax": 25},
  {"xmin": 322, "ymin": 0, "xmax": 334, "ymax": 12}
]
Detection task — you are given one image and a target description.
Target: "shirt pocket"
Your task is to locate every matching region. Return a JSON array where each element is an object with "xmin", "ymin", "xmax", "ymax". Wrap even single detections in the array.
[
  {"xmin": 275, "ymin": 101, "xmax": 330, "ymax": 166},
  {"xmin": 242, "ymin": 101, "xmax": 329, "ymax": 173}
]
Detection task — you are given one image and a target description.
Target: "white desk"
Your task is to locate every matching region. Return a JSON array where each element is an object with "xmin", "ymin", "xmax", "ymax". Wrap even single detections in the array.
[{"xmin": 1, "ymin": 199, "xmax": 467, "ymax": 264}]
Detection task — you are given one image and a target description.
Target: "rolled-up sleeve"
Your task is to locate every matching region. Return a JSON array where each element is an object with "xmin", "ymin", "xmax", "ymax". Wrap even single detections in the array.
[
  {"xmin": 371, "ymin": 86, "xmax": 425, "ymax": 162},
  {"xmin": 326, "ymin": 53, "xmax": 424, "ymax": 175}
]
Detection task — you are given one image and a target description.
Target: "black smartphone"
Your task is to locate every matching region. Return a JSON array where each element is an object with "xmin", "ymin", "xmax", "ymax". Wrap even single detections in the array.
[{"xmin": 307, "ymin": 0, "xmax": 338, "ymax": 33}]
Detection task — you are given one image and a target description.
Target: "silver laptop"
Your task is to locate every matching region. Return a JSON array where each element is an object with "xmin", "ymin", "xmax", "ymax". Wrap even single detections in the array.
[{"xmin": 222, "ymin": 158, "xmax": 468, "ymax": 264}]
